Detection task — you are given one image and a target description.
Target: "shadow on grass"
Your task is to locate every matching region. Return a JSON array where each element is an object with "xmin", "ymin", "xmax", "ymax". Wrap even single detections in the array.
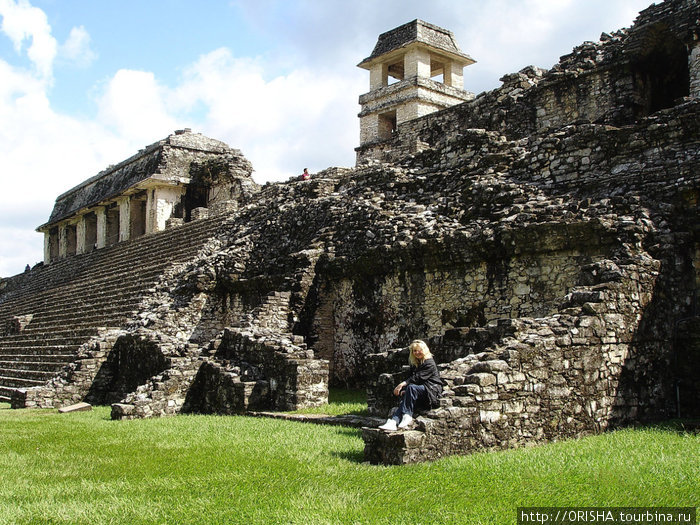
[
  {"xmin": 331, "ymin": 448, "xmax": 366, "ymax": 463},
  {"xmin": 329, "ymin": 426, "xmax": 366, "ymax": 463},
  {"xmin": 643, "ymin": 419, "xmax": 700, "ymax": 435}
]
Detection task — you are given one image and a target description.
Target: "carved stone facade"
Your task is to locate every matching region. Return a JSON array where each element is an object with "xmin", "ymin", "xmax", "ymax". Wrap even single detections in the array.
[{"xmin": 0, "ymin": 0, "xmax": 698, "ymax": 465}]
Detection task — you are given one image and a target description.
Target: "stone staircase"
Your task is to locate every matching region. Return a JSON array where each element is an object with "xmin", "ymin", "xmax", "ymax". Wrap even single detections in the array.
[
  {"xmin": 0, "ymin": 216, "xmax": 223, "ymax": 405},
  {"xmin": 108, "ymin": 247, "xmax": 332, "ymax": 419}
]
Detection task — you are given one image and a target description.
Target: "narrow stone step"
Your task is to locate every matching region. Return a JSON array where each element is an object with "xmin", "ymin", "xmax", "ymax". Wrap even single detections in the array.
[
  {"xmin": 0, "ymin": 354, "xmax": 75, "ymax": 362},
  {"xmin": 0, "ymin": 375, "xmax": 46, "ymax": 388},
  {"xmin": 0, "ymin": 345, "xmax": 79, "ymax": 356},
  {"xmin": 0, "ymin": 335, "xmax": 95, "ymax": 348},
  {"xmin": 0, "ymin": 360, "xmax": 71, "ymax": 371},
  {"xmin": 0, "ymin": 367, "xmax": 59, "ymax": 381}
]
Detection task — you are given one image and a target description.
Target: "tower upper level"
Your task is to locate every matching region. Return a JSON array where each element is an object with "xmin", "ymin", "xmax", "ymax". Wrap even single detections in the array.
[{"xmin": 357, "ymin": 20, "xmax": 475, "ymax": 150}]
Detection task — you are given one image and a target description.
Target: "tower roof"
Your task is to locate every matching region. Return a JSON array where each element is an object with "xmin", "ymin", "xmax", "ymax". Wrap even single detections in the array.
[{"xmin": 358, "ymin": 19, "xmax": 475, "ymax": 69}]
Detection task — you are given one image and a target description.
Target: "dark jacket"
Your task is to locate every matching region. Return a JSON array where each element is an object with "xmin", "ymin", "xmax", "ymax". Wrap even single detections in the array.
[{"xmin": 406, "ymin": 357, "xmax": 443, "ymax": 408}]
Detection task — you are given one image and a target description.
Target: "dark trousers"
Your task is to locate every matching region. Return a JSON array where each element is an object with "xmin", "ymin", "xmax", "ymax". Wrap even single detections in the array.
[{"xmin": 394, "ymin": 384, "xmax": 429, "ymax": 420}]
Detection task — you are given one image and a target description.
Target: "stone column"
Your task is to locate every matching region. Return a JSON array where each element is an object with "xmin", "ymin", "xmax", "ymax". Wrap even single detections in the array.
[
  {"xmin": 359, "ymin": 114, "xmax": 380, "ymax": 146},
  {"xmin": 58, "ymin": 224, "xmax": 68, "ymax": 258},
  {"xmin": 76, "ymin": 215, "xmax": 87, "ymax": 255},
  {"xmin": 444, "ymin": 60, "xmax": 464, "ymax": 89},
  {"xmin": 146, "ymin": 189, "xmax": 156, "ymax": 234},
  {"xmin": 43, "ymin": 231, "xmax": 51, "ymax": 264},
  {"xmin": 689, "ymin": 41, "xmax": 700, "ymax": 98},
  {"xmin": 96, "ymin": 207, "xmax": 107, "ymax": 249},
  {"xmin": 370, "ymin": 63, "xmax": 389, "ymax": 89},
  {"xmin": 404, "ymin": 47, "xmax": 430, "ymax": 79},
  {"xmin": 147, "ymin": 186, "xmax": 185, "ymax": 233},
  {"xmin": 118, "ymin": 196, "xmax": 131, "ymax": 242}
]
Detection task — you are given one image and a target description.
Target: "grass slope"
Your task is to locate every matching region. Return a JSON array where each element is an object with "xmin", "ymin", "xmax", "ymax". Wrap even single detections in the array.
[{"xmin": 0, "ymin": 403, "xmax": 697, "ymax": 524}]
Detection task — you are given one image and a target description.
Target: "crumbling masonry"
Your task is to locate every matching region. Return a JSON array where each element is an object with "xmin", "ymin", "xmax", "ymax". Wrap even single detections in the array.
[{"xmin": 0, "ymin": 0, "xmax": 698, "ymax": 464}]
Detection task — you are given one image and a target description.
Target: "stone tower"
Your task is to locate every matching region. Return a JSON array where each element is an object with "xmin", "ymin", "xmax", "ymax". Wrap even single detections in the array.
[{"xmin": 357, "ymin": 20, "xmax": 475, "ymax": 148}]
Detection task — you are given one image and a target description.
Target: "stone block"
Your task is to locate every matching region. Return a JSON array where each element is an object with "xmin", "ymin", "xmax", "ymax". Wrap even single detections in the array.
[
  {"xmin": 58, "ymin": 402, "xmax": 92, "ymax": 413},
  {"xmin": 464, "ymin": 373, "xmax": 497, "ymax": 386},
  {"xmin": 191, "ymin": 207, "xmax": 209, "ymax": 220}
]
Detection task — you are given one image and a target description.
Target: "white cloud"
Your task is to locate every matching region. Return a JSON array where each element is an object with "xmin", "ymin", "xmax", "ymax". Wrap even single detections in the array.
[
  {"xmin": 0, "ymin": 226, "xmax": 43, "ymax": 274},
  {"xmin": 0, "ymin": 17, "xmax": 135, "ymax": 277},
  {"xmin": 59, "ymin": 25, "xmax": 96, "ymax": 67},
  {"xmin": 0, "ymin": 0, "xmax": 56, "ymax": 80},
  {"xmin": 172, "ymin": 47, "xmax": 361, "ymax": 181},
  {"xmin": 97, "ymin": 69, "xmax": 181, "ymax": 143},
  {"xmin": 456, "ymin": 0, "xmax": 651, "ymax": 92}
]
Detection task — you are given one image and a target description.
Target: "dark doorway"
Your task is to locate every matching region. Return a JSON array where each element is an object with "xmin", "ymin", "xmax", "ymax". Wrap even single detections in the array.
[
  {"xmin": 183, "ymin": 184, "xmax": 208, "ymax": 222},
  {"xmin": 631, "ymin": 25, "xmax": 690, "ymax": 118}
]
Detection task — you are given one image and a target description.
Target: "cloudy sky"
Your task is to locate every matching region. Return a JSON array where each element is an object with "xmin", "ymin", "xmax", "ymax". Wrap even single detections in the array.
[{"xmin": 0, "ymin": 0, "xmax": 653, "ymax": 277}]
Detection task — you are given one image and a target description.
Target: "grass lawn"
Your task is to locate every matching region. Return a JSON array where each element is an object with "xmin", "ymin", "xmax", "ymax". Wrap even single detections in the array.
[
  {"xmin": 287, "ymin": 388, "xmax": 369, "ymax": 416},
  {"xmin": 0, "ymin": 401, "xmax": 697, "ymax": 525}
]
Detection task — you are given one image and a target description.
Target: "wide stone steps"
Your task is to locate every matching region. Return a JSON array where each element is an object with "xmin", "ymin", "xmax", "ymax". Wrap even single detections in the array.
[
  {"xmin": 0, "ymin": 272, "xmax": 163, "ymax": 320},
  {"xmin": 0, "ymin": 375, "xmax": 46, "ymax": 388},
  {"xmin": 0, "ymin": 216, "xmax": 220, "ymax": 305},
  {"xmin": 0, "ymin": 214, "xmax": 224, "ymax": 405},
  {"xmin": 0, "ymin": 367, "xmax": 59, "ymax": 381},
  {"xmin": 4, "ymin": 279, "xmax": 165, "ymax": 319},
  {"xmin": 0, "ymin": 359, "xmax": 73, "ymax": 371},
  {"xmin": 0, "ymin": 339, "xmax": 91, "ymax": 350},
  {"xmin": 0, "ymin": 330, "xmax": 97, "ymax": 347},
  {"xmin": 0, "ymin": 353, "xmax": 75, "ymax": 363},
  {"xmin": 0, "ymin": 344, "xmax": 79, "ymax": 356},
  {"xmin": 17, "ymin": 304, "xmax": 139, "ymax": 326}
]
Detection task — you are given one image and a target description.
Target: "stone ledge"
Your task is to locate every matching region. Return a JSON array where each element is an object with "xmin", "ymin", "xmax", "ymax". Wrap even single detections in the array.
[{"xmin": 248, "ymin": 411, "xmax": 383, "ymax": 428}]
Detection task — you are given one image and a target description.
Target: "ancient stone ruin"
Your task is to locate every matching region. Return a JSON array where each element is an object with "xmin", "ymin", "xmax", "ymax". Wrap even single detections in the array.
[{"xmin": 0, "ymin": 0, "xmax": 698, "ymax": 464}]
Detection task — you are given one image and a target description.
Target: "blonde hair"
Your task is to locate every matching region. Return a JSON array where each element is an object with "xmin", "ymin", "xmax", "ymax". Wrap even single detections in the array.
[{"xmin": 408, "ymin": 339, "xmax": 432, "ymax": 366}]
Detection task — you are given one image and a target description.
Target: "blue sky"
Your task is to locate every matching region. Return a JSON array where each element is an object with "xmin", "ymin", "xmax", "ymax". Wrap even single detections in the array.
[{"xmin": 0, "ymin": 0, "xmax": 652, "ymax": 277}]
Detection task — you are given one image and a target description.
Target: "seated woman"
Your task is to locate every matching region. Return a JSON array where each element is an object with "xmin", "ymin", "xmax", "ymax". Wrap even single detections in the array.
[{"xmin": 378, "ymin": 339, "xmax": 443, "ymax": 431}]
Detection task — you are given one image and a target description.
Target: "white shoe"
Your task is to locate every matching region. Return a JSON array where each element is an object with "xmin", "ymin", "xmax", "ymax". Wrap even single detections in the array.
[
  {"xmin": 398, "ymin": 414, "xmax": 413, "ymax": 428},
  {"xmin": 378, "ymin": 418, "xmax": 398, "ymax": 431}
]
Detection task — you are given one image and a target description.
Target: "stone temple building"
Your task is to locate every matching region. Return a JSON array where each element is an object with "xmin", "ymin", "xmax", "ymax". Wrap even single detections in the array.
[
  {"xmin": 0, "ymin": 0, "xmax": 698, "ymax": 464},
  {"xmin": 36, "ymin": 130, "xmax": 256, "ymax": 264}
]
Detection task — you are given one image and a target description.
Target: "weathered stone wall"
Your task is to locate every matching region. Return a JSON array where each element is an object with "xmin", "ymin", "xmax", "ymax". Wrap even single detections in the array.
[
  {"xmin": 532, "ymin": 66, "xmax": 635, "ymax": 130},
  {"xmin": 513, "ymin": 103, "xmax": 700, "ymax": 197},
  {"xmin": 675, "ymin": 317, "xmax": 700, "ymax": 417},
  {"xmin": 691, "ymin": 42, "xmax": 700, "ymax": 96},
  {"xmin": 363, "ymin": 253, "xmax": 667, "ymax": 464},
  {"xmin": 213, "ymin": 328, "xmax": 328, "ymax": 411},
  {"xmin": 312, "ymin": 222, "xmax": 617, "ymax": 386}
]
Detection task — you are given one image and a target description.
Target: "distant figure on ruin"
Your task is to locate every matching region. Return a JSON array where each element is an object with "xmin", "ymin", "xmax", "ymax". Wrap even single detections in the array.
[
  {"xmin": 24, "ymin": 264, "xmax": 30, "ymax": 272},
  {"xmin": 299, "ymin": 168, "xmax": 310, "ymax": 181},
  {"xmin": 378, "ymin": 339, "xmax": 444, "ymax": 431}
]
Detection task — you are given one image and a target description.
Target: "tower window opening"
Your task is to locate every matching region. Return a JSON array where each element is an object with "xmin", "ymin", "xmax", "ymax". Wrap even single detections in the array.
[
  {"xmin": 387, "ymin": 59, "xmax": 404, "ymax": 85},
  {"xmin": 430, "ymin": 58, "xmax": 445, "ymax": 83},
  {"xmin": 378, "ymin": 111, "xmax": 397, "ymax": 140}
]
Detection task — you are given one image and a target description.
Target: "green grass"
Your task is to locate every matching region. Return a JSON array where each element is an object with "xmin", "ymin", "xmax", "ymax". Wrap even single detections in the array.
[
  {"xmin": 287, "ymin": 388, "xmax": 368, "ymax": 416},
  {"xmin": 0, "ymin": 403, "xmax": 697, "ymax": 525}
]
